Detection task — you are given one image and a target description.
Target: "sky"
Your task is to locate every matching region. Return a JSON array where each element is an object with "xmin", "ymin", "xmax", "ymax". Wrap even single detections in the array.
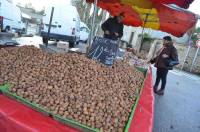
[
  {"xmin": 13, "ymin": 0, "xmax": 71, "ymax": 10},
  {"xmin": 188, "ymin": 0, "xmax": 200, "ymax": 27},
  {"xmin": 14, "ymin": 0, "xmax": 200, "ymax": 27}
]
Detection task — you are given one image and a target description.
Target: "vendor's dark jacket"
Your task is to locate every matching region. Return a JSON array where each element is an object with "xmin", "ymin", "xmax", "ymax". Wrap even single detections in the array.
[
  {"xmin": 151, "ymin": 43, "xmax": 178, "ymax": 70},
  {"xmin": 101, "ymin": 17, "xmax": 124, "ymax": 40}
]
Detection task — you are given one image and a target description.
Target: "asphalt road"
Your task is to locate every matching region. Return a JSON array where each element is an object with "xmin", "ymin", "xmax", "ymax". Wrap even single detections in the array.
[
  {"xmin": 152, "ymin": 67, "xmax": 200, "ymax": 132},
  {"xmin": 15, "ymin": 35, "xmax": 42, "ymax": 48}
]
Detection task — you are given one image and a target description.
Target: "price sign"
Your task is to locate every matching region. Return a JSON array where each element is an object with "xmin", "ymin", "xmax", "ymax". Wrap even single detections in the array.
[{"xmin": 87, "ymin": 37, "xmax": 118, "ymax": 66}]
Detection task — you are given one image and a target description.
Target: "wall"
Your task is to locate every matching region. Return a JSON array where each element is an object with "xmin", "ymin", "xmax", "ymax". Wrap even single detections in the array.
[
  {"xmin": 175, "ymin": 45, "xmax": 200, "ymax": 74},
  {"xmin": 122, "ymin": 26, "xmax": 149, "ymax": 48},
  {"xmin": 121, "ymin": 26, "xmax": 190, "ymax": 48}
]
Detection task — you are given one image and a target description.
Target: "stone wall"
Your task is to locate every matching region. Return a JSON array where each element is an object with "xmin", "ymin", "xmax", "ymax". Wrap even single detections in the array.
[{"xmin": 175, "ymin": 45, "xmax": 200, "ymax": 74}]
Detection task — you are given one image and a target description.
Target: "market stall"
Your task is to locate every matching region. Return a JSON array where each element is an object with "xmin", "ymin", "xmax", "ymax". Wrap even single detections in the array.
[
  {"xmin": 0, "ymin": 46, "xmax": 152, "ymax": 132},
  {"xmin": 0, "ymin": 0, "xmax": 197, "ymax": 131}
]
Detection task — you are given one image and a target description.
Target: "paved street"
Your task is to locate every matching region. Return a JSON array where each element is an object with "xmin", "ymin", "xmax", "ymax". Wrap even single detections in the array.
[
  {"xmin": 152, "ymin": 67, "xmax": 200, "ymax": 132},
  {"xmin": 15, "ymin": 36, "xmax": 43, "ymax": 48}
]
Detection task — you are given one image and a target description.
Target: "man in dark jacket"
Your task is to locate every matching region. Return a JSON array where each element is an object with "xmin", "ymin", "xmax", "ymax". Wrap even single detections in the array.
[
  {"xmin": 150, "ymin": 36, "xmax": 179, "ymax": 95},
  {"xmin": 101, "ymin": 13, "xmax": 124, "ymax": 40}
]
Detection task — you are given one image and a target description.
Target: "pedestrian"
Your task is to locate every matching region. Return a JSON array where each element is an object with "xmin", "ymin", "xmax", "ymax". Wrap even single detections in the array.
[
  {"xmin": 101, "ymin": 12, "xmax": 125, "ymax": 41},
  {"xmin": 150, "ymin": 36, "xmax": 179, "ymax": 95}
]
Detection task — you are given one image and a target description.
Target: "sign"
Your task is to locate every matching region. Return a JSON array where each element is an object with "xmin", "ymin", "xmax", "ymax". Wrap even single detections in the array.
[
  {"xmin": 196, "ymin": 40, "xmax": 200, "ymax": 47},
  {"xmin": 87, "ymin": 37, "xmax": 118, "ymax": 66}
]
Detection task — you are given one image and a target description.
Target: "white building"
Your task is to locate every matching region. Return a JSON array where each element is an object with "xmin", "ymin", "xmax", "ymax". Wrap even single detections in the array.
[{"xmin": 122, "ymin": 26, "xmax": 190, "ymax": 48}]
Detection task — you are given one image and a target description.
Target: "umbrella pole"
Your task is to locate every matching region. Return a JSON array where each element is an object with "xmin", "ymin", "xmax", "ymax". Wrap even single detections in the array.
[
  {"xmin": 87, "ymin": 0, "xmax": 98, "ymax": 53},
  {"xmin": 139, "ymin": 13, "xmax": 149, "ymax": 52}
]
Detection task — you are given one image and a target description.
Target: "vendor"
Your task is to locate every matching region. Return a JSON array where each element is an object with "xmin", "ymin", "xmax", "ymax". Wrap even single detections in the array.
[{"xmin": 101, "ymin": 13, "xmax": 125, "ymax": 41}]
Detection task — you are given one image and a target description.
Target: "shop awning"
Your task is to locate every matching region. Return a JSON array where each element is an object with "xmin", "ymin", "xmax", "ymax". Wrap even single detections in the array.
[
  {"xmin": 151, "ymin": 0, "xmax": 194, "ymax": 9},
  {"xmin": 87, "ymin": 0, "xmax": 194, "ymax": 9}
]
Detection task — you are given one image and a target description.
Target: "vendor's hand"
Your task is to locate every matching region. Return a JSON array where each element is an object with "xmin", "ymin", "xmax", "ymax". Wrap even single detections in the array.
[
  {"xmin": 114, "ymin": 32, "xmax": 119, "ymax": 36},
  {"xmin": 162, "ymin": 54, "xmax": 169, "ymax": 58},
  {"xmin": 105, "ymin": 31, "xmax": 110, "ymax": 35}
]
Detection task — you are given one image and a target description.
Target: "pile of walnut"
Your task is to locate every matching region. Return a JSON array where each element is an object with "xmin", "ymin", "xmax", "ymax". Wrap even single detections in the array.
[{"xmin": 0, "ymin": 46, "xmax": 144, "ymax": 132}]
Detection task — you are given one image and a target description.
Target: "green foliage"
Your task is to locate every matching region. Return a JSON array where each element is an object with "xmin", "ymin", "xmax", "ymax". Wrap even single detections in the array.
[
  {"xmin": 71, "ymin": 0, "xmax": 85, "ymax": 21},
  {"xmin": 72, "ymin": 0, "xmax": 105, "ymax": 36},
  {"xmin": 23, "ymin": 2, "xmax": 45, "ymax": 15},
  {"xmin": 191, "ymin": 27, "xmax": 200, "ymax": 44},
  {"xmin": 37, "ymin": 10, "xmax": 45, "ymax": 15},
  {"xmin": 138, "ymin": 33, "xmax": 154, "ymax": 42}
]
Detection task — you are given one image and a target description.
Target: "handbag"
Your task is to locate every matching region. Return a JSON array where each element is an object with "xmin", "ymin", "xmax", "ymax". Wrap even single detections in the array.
[
  {"xmin": 166, "ymin": 58, "xmax": 179, "ymax": 70},
  {"xmin": 168, "ymin": 59, "xmax": 179, "ymax": 66},
  {"xmin": 166, "ymin": 46, "xmax": 179, "ymax": 67}
]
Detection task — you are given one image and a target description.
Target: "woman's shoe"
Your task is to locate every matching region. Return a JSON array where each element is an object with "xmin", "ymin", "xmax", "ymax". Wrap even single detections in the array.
[
  {"xmin": 156, "ymin": 89, "xmax": 164, "ymax": 96},
  {"xmin": 153, "ymin": 86, "xmax": 158, "ymax": 93}
]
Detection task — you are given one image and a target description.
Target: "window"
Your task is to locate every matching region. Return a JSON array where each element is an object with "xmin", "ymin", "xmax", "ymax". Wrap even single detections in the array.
[{"xmin": 45, "ymin": 24, "xmax": 57, "ymax": 28}]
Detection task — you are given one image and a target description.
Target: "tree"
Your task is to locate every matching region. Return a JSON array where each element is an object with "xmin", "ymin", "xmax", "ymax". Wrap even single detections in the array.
[
  {"xmin": 71, "ymin": 0, "xmax": 104, "ymax": 33},
  {"xmin": 138, "ymin": 33, "xmax": 154, "ymax": 42},
  {"xmin": 37, "ymin": 9, "xmax": 45, "ymax": 15},
  {"xmin": 71, "ymin": 0, "xmax": 108, "ymax": 37},
  {"xmin": 191, "ymin": 27, "xmax": 200, "ymax": 44},
  {"xmin": 25, "ymin": 2, "xmax": 34, "ymax": 9},
  {"xmin": 71, "ymin": 0, "xmax": 85, "ymax": 21}
]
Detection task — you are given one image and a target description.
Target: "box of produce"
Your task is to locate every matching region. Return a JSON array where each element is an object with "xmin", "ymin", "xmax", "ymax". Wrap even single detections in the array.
[{"xmin": 0, "ymin": 46, "xmax": 147, "ymax": 132}]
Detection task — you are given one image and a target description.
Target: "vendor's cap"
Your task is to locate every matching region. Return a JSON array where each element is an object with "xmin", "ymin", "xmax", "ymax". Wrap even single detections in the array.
[{"xmin": 163, "ymin": 36, "xmax": 172, "ymax": 41}]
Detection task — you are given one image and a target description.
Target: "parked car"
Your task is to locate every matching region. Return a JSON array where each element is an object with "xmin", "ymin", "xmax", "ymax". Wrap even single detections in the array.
[
  {"xmin": 41, "ymin": 5, "xmax": 80, "ymax": 48},
  {"xmin": 80, "ymin": 22, "xmax": 90, "ymax": 43},
  {"xmin": 0, "ymin": 0, "xmax": 25, "ymax": 35}
]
